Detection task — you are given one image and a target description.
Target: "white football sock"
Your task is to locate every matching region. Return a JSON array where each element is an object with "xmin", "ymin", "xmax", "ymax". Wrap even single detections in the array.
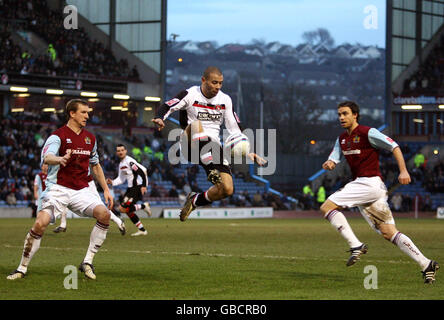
[
  {"xmin": 17, "ymin": 229, "xmax": 42, "ymax": 274},
  {"xmin": 83, "ymin": 222, "xmax": 108, "ymax": 265},
  {"xmin": 109, "ymin": 210, "xmax": 123, "ymax": 226},
  {"xmin": 391, "ymin": 232, "xmax": 431, "ymax": 271},
  {"xmin": 325, "ymin": 209, "xmax": 362, "ymax": 248},
  {"xmin": 59, "ymin": 212, "xmax": 67, "ymax": 228}
]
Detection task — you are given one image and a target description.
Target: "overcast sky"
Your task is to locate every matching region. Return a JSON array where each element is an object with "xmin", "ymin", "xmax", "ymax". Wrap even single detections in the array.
[{"xmin": 168, "ymin": 0, "xmax": 386, "ymax": 47}]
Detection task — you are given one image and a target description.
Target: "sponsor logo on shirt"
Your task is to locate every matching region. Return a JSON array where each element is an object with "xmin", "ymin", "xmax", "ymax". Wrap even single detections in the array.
[
  {"xmin": 166, "ymin": 98, "xmax": 180, "ymax": 106},
  {"xmin": 66, "ymin": 138, "xmax": 72, "ymax": 144},
  {"xmin": 197, "ymin": 112, "xmax": 221, "ymax": 122},
  {"xmin": 343, "ymin": 149, "xmax": 361, "ymax": 155},
  {"xmin": 72, "ymin": 149, "xmax": 91, "ymax": 155},
  {"xmin": 341, "ymin": 139, "xmax": 345, "ymax": 144},
  {"xmin": 193, "ymin": 101, "xmax": 225, "ymax": 110}
]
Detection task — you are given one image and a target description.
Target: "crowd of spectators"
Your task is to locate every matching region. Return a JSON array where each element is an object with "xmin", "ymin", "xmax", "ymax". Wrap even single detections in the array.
[
  {"xmin": 0, "ymin": 0, "xmax": 140, "ymax": 81},
  {"xmin": 0, "ymin": 116, "xmax": 54, "ymax": 205},
  {"xmin": 424, "ymin": 161, "xmax": 444, "ymax": 193},
  {"xmin": 401, "ymin": 34, "xmax": 444, "ymax": 96},
  {"xmin": 3, "ymin": 112, "xmax": 442, "ymax": 211}
]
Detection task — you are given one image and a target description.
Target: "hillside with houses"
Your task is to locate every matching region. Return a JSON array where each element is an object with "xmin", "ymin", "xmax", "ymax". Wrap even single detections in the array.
[{"xmin": 165, "ymin": 39, "xmax": 386, "ymax": 155}]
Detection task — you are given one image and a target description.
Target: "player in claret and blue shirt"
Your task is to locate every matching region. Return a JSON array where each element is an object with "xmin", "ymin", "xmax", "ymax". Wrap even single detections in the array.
[
  {"xmin": 320, "ymin": 101, "xmax": 439, "ymax": 284},
  {"xmin": 7, "ymin": 99, "xmax": 113, "ymax": 281}
]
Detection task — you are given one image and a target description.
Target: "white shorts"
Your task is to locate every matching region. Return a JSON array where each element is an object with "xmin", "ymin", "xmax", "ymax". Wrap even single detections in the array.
[
  {"xmin": 88, "ymin": 180, "xmax": 101, "ymax": 201},
  {"xmin": 328, "ymin": 176, "xmax": 395, "ymax": 231},
  {"xmin": 39, "ymin": 183, "xmax": 105, "ymax": 223}
]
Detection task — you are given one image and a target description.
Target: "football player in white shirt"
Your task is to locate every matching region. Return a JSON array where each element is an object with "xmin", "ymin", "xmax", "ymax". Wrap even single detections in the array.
[
  {"xmin": 106, "ymin": 144, "xmax": 151, "ymax": 236},
  {"xmin": 152, "ymin": 66, "xmax": 266, "ymax": 221}
]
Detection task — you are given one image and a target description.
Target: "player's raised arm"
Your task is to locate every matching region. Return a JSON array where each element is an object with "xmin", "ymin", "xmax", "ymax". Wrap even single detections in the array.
[
  {"xmin": 367, "ymin": 128, "xmax": 410, "ymax": 185},
  {"xmin": 152, "ymin": 90, "xmax": 189, "ymax": 130},
  {"xmin": 393, "ymin": 147, "xmax": 411, "ymax": 185},
  {"xmin": 323, "ymin": 138, "xmax": 341, "ymax": 170}
]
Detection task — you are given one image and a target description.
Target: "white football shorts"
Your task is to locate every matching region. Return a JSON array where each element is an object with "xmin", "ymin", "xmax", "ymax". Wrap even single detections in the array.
[
  {"xmin": 327, "ymin": 176, "xmax": 395, "ymax": 231},
  {"xmin": 39, "ymin": 182, "xmax": 105, "ymax": 223}
]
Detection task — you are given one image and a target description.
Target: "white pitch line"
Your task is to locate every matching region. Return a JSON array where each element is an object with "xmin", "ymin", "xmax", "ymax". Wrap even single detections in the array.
[{"xmin": 3, "ymin": 243, "xmax": 413, "ymax": 265}]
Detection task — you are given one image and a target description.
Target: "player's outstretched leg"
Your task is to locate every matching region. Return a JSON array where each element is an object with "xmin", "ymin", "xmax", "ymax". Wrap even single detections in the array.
[
  {"xmin": 128, "ymin": 211, "xmax": 148, "ymax": 236},
  {"xmin": 134, "ymin": 202, "xmax": 152, "ymax": 217},
  {"xmin": 120, "ymin": 198, "xmax": 148, "ymax": 236},
  {"xmin": 7, "ymin": 211, "xmax": 51, "ymax": 280},
  {"xmin": 79, "ymin": 205, "xmax": 110, "ymax": 280},
  {"xmin": 180, "ymin": 172, "xmax": 233, "ymax": 222},
  {"xmin": 321, "ymin": 201, "xmax": 366, "ymax": 266},
  {"xmin": 180, "ymin": 192, "xmax": 199, "ymax": 222},
  {"xmin": 381, "ymin": 224, "xmax": 439, "ymax": 284}
]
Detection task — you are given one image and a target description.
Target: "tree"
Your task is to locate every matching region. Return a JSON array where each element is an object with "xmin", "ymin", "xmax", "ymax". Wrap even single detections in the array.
[{"xmin": 302, "ymin": 28, "xmax": 335, "ymax": 49}]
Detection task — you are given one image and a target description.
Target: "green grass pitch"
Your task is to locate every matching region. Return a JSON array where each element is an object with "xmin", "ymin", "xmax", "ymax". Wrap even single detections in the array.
[{"xmin": 1, "ymin": 217, "xmax": 443, "ymax": 300}]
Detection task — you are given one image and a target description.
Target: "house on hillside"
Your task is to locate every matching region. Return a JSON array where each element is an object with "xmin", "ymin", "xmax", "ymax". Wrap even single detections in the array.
[{"xmin": 295, "ymin": 43, "xmax": 318, "ymax": 64}]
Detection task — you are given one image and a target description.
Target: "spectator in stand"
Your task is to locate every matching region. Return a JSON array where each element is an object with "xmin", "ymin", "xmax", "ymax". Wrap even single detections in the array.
[
  {"xmin": 402, "ymin": 194, "xmax": 412, "ymax": 212},
  {"xmin": 168, "ymin": 185, "xmax": 179, "ymax": 198},
  {"xmin": 150, "ymin": 183, "xmax": 161, "ymax": 197},
  {"xmin": 183, "ymin": 183, "xmax": 191, "ymax": 195},
  {"xmin": 173, "ymin": 173, "xmax": 186, "ymax": 190},
  {"xmin": 302, "ymin": 182, "xmax": 315, "ymax": 210},
  {"xmin": 316, "ymin": 184, "xmax": 326, "ymax": 209},
  {"xmin": 190, "ymin": 181, "xmax": 202, "ymax": 193},
  {"xmin": 186, "ymin": 165, "xmax": 199, "ymax": 185},
  {"xmin": 242, "ymin": 190, "xmax": 252, "ymax": 206},
  {"xmin": 151, "ymin": 168, "xmax": 162, "ymax": 181},
  {"xmin": 390, "ymin": 193, "xmax": 403, "ymax": 212},
  {"xmin": 6, "ymin": 191, "xmax": 17, "ymax": 205},
  {"xmin": 423, "ymin": 194, "xmax": 432, "ymax": 212},
  {"xmin": 252, "ymin": 191, "xmax": 263, "ymax": 207}
]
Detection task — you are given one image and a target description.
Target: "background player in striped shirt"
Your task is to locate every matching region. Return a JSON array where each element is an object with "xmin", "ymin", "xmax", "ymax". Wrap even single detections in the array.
[
  {"xmin": 320, "ymin": 101, "xmax": 439, "ymax": 284},
  {"xmin": 7, "ymin": 99, "xmax": 113, "ymax": 281},
  {"xmin": 106, "ymin": 144, "xmax": 151, "ymax": 236}
]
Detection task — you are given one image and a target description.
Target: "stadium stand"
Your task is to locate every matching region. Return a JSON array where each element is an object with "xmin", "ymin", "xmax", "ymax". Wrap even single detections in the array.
[
  {"xmin": 0, "ymin": 0, "xmax": 140, "ymax": 81},
  {"xmin": 0, "ymin": 112, "xmax": 287, "ymax": 210},
  {"xmin": 401, "ymin": 33, "xmax": 444, "ymax": 96}
]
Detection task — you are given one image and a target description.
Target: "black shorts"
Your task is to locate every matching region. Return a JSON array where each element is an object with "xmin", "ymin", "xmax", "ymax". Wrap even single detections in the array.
[
  {"xmin": 202, "ymin": 162, "xmax": 232, "ymax": 177},
  {"xmin": 119, "ymin": 186, "xmax": 143, "ymax": 205},
  {"xmin": 180, "ymin": 133, "xmax": 232, "ymax": 178}
]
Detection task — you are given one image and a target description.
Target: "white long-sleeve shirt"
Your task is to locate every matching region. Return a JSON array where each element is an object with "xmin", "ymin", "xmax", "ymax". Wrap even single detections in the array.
[
  {"xmin": 112, "ymin": 155, "xmax": 148, "ymax": 188},
  {"xmin": 157, "ymin": 86, "xmax": 242, "ymax": 143}
]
